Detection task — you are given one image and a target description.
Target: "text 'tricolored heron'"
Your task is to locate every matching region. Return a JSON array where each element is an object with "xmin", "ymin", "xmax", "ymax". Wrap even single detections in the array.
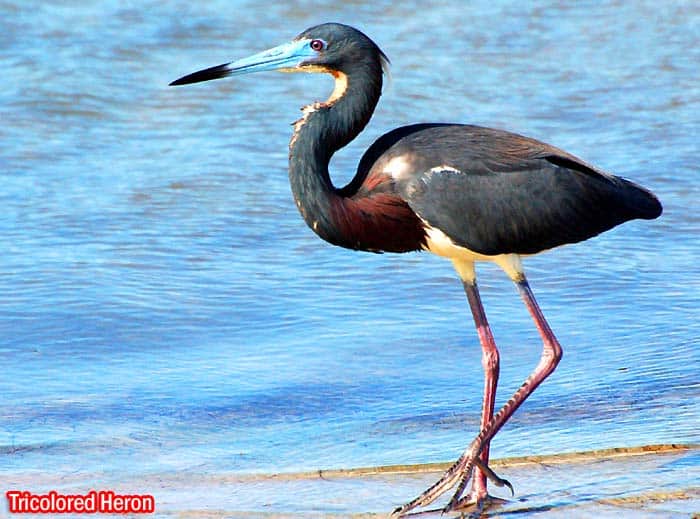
[{"xmin": 170, "ymin": 23, "xmax": 662, "ymax": 517}]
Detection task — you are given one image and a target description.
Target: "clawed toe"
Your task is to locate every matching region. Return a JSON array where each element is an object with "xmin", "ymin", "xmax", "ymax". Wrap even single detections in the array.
[
  {"xmin": 392, "ymin": 452, "xmax": 514, "ymax": 517},
  {"xmin": 472, "ymin": 457, "xmax": 514, "ymax": 496}
]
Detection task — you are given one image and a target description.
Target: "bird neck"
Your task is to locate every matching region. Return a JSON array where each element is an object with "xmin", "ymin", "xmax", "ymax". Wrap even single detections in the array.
[{"xmin": 288, "ymin": 66, "xmax": 382, "ymax": 246}]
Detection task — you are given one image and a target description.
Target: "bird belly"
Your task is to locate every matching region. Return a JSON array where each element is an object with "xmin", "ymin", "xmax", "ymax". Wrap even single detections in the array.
[{"xmin": 422, "ymin": 223, "xmax": 524, "ymax": 283}]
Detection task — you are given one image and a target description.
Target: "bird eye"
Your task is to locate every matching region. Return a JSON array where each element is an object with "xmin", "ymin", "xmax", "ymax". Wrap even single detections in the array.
[{"xmin": 309, "ymin": 39, "xmax": 326, "ymax": 52}]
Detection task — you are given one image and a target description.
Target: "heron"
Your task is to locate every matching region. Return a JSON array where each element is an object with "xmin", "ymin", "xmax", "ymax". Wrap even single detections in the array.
[{"xmin": 170, "ymin": 23, "xmax": 662, "ymax": 517}]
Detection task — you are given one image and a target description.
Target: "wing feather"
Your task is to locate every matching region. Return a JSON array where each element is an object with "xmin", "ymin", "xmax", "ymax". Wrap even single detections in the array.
[{"xmin": 371, "ymin": 125, "xmax": 662, "ymax": 255}]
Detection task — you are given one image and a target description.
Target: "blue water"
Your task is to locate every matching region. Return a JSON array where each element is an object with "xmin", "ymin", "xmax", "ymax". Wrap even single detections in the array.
[{"xmin": 2, "ymin": 0, "xmax": 698, "ymax": 484}]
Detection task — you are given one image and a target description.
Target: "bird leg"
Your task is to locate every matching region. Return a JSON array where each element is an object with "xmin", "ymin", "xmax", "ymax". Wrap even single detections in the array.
[
  {"xmin": 391, "ymin": 278, "xmax": 506, "ymax": 517},
  {"xmin": 392, "ymin": 275, "xmax": 561, "ymax": 517},
  {"xmin": 445, "ymin": 275, "xmax": 563, "ymax": 512},
  {"xmin": 462, "ymin": 279, "xmax": 500, "ymax": 505}
]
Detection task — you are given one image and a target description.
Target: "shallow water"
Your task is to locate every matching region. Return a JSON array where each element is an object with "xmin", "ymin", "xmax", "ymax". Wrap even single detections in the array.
[{"xmin": 1, "ymin": 0, "xmax": 698, "ymax": 488}]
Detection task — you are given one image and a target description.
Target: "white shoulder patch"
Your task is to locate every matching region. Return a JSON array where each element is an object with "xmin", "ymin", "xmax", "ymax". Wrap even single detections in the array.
[
  {"xmin": 384, "ymin": 155, "xmax": 414, "ymax": 181},
  {"xmin": 428, "ymin": 165, "xmax": 462, "ymax": 175}
]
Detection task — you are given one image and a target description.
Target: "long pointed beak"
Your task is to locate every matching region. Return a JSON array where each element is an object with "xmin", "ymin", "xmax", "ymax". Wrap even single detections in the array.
[{"xmin": 169, "ymin": 39, "xmax": 315, "ymax": 86}]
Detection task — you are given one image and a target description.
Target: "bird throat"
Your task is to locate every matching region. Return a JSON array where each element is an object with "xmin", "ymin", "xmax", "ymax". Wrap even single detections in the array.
[
  {"xmin": 290, "ymin": 70, "xmax": 349, "ymax": 148},
  {"xmin": 326, "ymin": 70, "xmax": 349, "ymax": 105}
]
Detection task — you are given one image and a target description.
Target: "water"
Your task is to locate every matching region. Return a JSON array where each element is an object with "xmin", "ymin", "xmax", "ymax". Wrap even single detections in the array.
[{"xmin": 1, "ymin": 0, "xmax": 698, "ymax": 487}]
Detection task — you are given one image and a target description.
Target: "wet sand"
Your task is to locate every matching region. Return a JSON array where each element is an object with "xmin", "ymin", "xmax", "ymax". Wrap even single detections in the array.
[{"xmin": 6, "ymin": 444, "xmax": 698, "ymax": 518}]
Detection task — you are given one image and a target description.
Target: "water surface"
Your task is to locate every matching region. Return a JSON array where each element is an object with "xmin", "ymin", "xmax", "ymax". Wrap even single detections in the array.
[{"xmin": 1, "ymin": 0, "xmax": 698, "ymax": 491}]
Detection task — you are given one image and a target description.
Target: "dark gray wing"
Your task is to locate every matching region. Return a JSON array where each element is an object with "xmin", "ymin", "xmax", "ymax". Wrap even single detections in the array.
[{"xmin": 386, "ymin": 125, "xmax": 661, "ymax": 255}]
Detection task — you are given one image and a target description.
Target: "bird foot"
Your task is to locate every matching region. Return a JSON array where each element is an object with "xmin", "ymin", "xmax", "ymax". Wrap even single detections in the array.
[
  {"xmin": 391, "ymin": 450, "xmax": 513, "ymax": 518},
  {"xmin": 447, "ymin": 492, "xmax": 510, "ymax": 519},
  {"xmin": 390, "ymin": 453, "xmax": 471, "ymax": 517}
]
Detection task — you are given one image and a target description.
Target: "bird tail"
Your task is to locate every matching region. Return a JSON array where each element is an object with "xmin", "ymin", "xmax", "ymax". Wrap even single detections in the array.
[{"xmin": 619, "ymin": 178, "xmax": 663, "ymax": 220}]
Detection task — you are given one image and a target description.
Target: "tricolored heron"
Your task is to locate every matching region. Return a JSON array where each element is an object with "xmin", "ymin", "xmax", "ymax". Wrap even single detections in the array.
[{"xmin": 170, "ymin": 23, "xmax": 662, "ymax": 517}]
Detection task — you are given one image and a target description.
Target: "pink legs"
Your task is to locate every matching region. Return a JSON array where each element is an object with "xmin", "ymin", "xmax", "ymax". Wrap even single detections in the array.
[
  {"xmin": 462, "ymin": 280, "xmax": 500, "ymax": 504},
  {"xmin": 392, "ymin": 275, "xmax": 563, "ymax": 517}
]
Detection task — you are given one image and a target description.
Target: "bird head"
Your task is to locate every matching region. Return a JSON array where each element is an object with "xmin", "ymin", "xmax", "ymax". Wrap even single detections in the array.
[{"xmin": 169, "ymin": 23, "xmax": 388, "ymax": 86}]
